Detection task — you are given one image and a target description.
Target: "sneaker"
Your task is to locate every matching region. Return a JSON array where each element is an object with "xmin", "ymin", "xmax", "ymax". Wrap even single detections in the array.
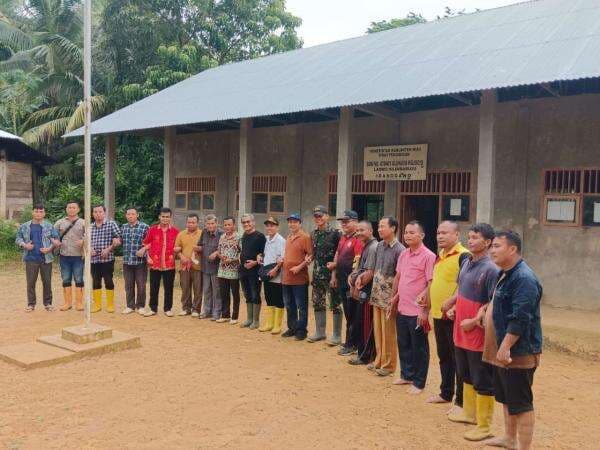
[
  {"xmin": 191, "ymin": 311, "xmax": 199, "ymax": 318},
  {"xmin": 366, "ymin": 363, "xmax": 377, "ymax": 371},
  {"xmin": 210, "ymin": 317, "xmax": 217, "ymax": 321},
  {"xmin": 178, "ymin": 310, "xmax": 190, "ymax": 316},
  {"xmin": 165, "ymin": 310, "xmax": 174, "ymax": 317},
  {"xmin": 144, "ymin": 310, "xmax": 157, "ymax": 317},
  {"xmin": 348, "ymin": 357, "xmax": 367, "ymax": 366},
  {"xmin": 122, "ymin": 307, "xmax": 134, "ymax": 315},
  {"xmin": 338, "ymin": 346, "xmax": 357, "ymax": 356},
  {"xmin": 136, "ymin": 308, "xmax": 146, "ymax": 315},
  {"xmin": 281, "ymin": 329, "xmax": 295, "ymax": 338},
  {"xmin": 25, "ymin": 305, "xmax": 35, "ymax": 312},
  {"xmin": 45, "ymin": 305, "xmax": 55, "ymax": 312},
  {"xmin": 294, "ymin": 333, "xmax": 307, "ymax": 341},
  {"xmin": 215, "ymin": 318, "xmax": 229, "ymax": 323},
  {"xmin": 229, "ymin": 319, "xmax": 238, "ymax": 325}
]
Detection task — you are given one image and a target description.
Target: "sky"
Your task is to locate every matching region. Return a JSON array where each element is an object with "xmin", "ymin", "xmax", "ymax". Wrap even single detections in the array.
[{"xmin": 286, "ymin": 0, "xmax": 520, "ymax": 47}]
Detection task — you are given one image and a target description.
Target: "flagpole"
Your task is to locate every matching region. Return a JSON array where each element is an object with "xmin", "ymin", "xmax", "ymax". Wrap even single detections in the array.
[{"xmin": 83, "ymin": 0, "xmax": 92, "ymax": 328}]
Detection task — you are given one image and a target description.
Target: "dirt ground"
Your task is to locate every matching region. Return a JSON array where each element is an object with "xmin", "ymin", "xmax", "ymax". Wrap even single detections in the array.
[{"xmin": 1, "ymin": 262, "xmax": 599, "ymax": 450}]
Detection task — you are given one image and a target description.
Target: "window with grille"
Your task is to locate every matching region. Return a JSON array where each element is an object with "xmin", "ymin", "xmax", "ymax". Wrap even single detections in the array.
[
  {"xmin": 235, "ymin": 175, "xmax": 287, "ymax": 214},
  {"xmin": 175, "ymin": 177, "xmax": 216, "ymax": 212},
  {"xmin": 543, "ymin": 168, "xmax": 600, "ymax": 227},
  {"xmin": 327, "ymin": 174, "xmax": 386, "ymax": 217}
]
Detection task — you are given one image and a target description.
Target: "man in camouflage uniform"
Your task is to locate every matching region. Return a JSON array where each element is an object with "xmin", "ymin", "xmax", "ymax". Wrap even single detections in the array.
[{"xmin": 306, "ymin": 205, "xmax": 341, "ymax": 343}]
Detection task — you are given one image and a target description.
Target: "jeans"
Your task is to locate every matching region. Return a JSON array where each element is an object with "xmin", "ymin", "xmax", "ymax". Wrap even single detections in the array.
[
  {"xmin": 25, "ymin": 261, "xmax": 53, "ymax": 306},
  {"xmin": 240, "ymin": 271, "xmax": 261, "ymax": 304},
  {"xmin": 149, "ymin": 269, "xmax": 175, "ymax": 312},
  {"xmin": 434, "ymin": 318, "xmax": 463, "ymax": 405},
  {"xmin": 396, "ymin": 314, "xmax": 430, "ymax": 389},
  {"xmin": 219, "ymin": 277, "xmax": 240, "ymax": 320},
  {"xmin": 282, "ymin": 284, "xmax": 309, "ymax": 336},
  {"xmin": 59, "ymin": 256, "xmax": 84, "ymax": 287},
  {"xmin": 123, "ymin": 264, "xmax": 147, "ymax": 309},
  {"xmin": 91, "ymin": 261, "xmax": 115, "ymax": 290},
  {"xmin": 201, "ymin": 272, "xmax": 221, "ymax": 319},
  {"xmin": 180, "ymin": 269, "xmax": 202, "ymax": 312}
]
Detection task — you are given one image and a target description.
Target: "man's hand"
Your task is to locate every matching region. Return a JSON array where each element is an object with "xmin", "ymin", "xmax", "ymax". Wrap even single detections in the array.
[
  {"xmin": 276, "ymin": 256, "xmax": 283, "ymax": 264},
  {"xmin": 268, "ymin": 268, "xmax": 278, "ymax": 278},
  {"xmin": 51, "ymin": 238, "xmax": 61, "ymax": 247},
  {"xmin": 330, "ymin": 276, "xmax": 338, "ymax": 289},
  {"xmin": 417, "ymin": 310, "xmax": 429, "ymax": 328},
  {"xmin": 460, "ymin": 318, "xmax": 478, "ymax": 332},
  {"xmin": 193, "ymin": 245, "xmax": 202, "ymax": 253},
  {"xmin": 112, "ymin": 238, "xmax": 121, "ymax": 248},
  {"xmin": 326, "ymin": 261, "xmax": 336, "ymax": 271},
  {"xmin": 416, "ymin": 293, "xmax": 430, "ymax": 309},
  {"xmin": 347, "ymin": 274, "xmax": 354, "ymax": 288},
  {"xmin": 441, "ymin": 299, "xmax": 454, "ymax": 313},
  {"xmin": 135, "ymin": 247, "xmax": 146, "ymax": 258},
  {"xmin": 257, "ymin": 254, "xmax": 263, "ymax": 264},
  {"xmin": 475, "ymin": 305, "xmax": 488, "ymax": 327},
  {"xmin": 243, "ymin": 260, "xmax": 257, "ymax": 270},
  {"xmin": 180, "ymin": 254, "xmax": 190, "ymax": 264},
  {"xmin": 385, "ymin": 295, "xmax": 399, "ymax": 320},
  {"xmin": 208, "ymin": 251, "xmax": 218, "ymax": 261},
  {"xmin": 100, "ymin": 247, "xmax": 111, "ymax": 258},
  {"xmin": 40, "ymin": 247, "xmax": 52, "ymax": 254},
  {"xmin": 446, "ymin": 306, "xmax": 456, "ymax": 321},
  {"xmin": 147, "ymin": 256, "xmax": 154, "ymax": 265},
  {"xmin": 305, "ymin": 254, "xmax": 314, "ymax": 264},
  {"xmin": 355, "ymin": 275, "xmax": 364, "ymax": 291},
  {"xmin": 496, "ymin": 343, "xmax": 512, "ymax": 366},
  {"xmin": 290, "ymin": 265, "xmax": 302, "ymax": 275},
  {"xmin": 23, "ymin": 242, "xmax": 34, "ymax": 251},
  {"xmin": 76, "ymin": 239, "xmax": 84, "ymax": 248}
]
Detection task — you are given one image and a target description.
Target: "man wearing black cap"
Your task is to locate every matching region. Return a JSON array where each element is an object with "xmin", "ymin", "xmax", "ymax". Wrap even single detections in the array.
[
  {"xmin": 306, "ymin": 205, "xmax": 341, "ymax": 343},
  {"xmin": 281, "ymin": 213, "xmax": 313, "ymax": 340},
  {"xmin": 331, "ymin": 210, "xmax": 364, "ymax": 355}
]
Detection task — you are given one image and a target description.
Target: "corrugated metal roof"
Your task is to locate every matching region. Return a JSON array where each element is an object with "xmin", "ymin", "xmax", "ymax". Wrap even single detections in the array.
[
  {"xmin": 65, "ymin": 0, "xmax": 600, "ymax": 137},
  {"xmin": 0, "ymin": 129, "xmax": 23, "ymax": 141}
]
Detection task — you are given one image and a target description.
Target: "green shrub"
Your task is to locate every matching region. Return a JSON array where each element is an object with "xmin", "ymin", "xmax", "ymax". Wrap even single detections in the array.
[{"xmin": 0, "ymin": 219, "xmax": 19, "ymax": 262}]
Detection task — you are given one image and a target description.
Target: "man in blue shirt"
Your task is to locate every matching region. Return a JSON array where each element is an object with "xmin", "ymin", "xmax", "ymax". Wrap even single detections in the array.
[
  {"xmin": 483, "ymin": 230, "xmax": 542, "ymax": 450},
  {"xmin": 15, "ymin": 204, "xmax": 59, "ymax": 311},
  {"xmin": 119, "ymin": 207, "xmax": 149, "ymax": 315}
]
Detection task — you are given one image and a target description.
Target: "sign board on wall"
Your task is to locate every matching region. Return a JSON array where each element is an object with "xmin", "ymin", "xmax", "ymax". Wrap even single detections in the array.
[{"xmin": 363, "ymin": 144, "xmax": 428, "ymax": 181}]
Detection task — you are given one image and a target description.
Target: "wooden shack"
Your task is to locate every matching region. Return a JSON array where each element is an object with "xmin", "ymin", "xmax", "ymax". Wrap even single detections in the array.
[{"xmin": 0, "ymin": 130, "xmax": 54, "ymax": 220}]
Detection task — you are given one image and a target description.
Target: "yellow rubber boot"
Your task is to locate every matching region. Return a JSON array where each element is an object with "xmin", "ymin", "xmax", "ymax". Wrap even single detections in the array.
[
  {"xmin": 259, "ymin": 306, "xmax": 275, "ymax": 332},
  {"xmin": 75, "ymin": 287, "xmax": 84, "ymax": 311},
  {"xmin": 271, "ymin": 307, "xmax": 284, "ymax": 334},
  {"xmin": 464, "ymin": 394, "xmax": 495, "ymax": 441},
  {"xmin": 60, "ymin": 287, "xmax": 73, "ymax": 311},
  {"xmin": 448, "ymin": 383, "xmax": 476, "ymax": 425},
  {"xmin": 91, "ymin": 289, "xmax": 102, "ymax": 313},
  {"xmin": 106, "ymin": 289, "xmax": 115, "ymax": 313}
]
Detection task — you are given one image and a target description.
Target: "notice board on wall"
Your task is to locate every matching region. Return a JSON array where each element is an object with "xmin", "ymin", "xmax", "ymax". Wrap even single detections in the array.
[{"xmin": 363, "ymin": 144, "xmax": 428, "ymax": 181}]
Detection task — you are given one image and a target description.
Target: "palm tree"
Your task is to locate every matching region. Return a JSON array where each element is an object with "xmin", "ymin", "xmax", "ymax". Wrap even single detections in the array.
[{"xmin": 0, "ymin": 0, "xmax": 107, "ymax": 150}]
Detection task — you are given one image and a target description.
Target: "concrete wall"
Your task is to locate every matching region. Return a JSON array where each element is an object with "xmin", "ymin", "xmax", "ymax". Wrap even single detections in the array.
[
  {"xmin": 170, "ymin": 94, "xmax": 600, "ymax": 309},
  {"xmin": 494, "ymin": 94, "xmax": 600, "ymax": 309}
]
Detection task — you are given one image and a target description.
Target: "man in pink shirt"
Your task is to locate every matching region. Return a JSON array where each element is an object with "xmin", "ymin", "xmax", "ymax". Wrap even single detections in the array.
[{"xmin": 388, "ymin": 221, "xmax": 436, "ymax": 394}]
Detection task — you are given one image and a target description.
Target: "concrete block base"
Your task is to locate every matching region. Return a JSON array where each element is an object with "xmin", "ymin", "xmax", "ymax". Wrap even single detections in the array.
[{"xmin": 0, "ymin": 324, "xmax": 140, "ymax": 370}]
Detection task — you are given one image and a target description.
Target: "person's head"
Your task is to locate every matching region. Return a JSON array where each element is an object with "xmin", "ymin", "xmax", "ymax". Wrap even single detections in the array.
[
  {"xmin": 241, "ymin": 213, "xmax": 255, "ymax": 233},
  {"xmin": 186, "ymin": 213, "xmax": 199, "ymax": 232},
  {"xmin": 92, "ymin": 205, "xmax": 106, "ymax": 222},
  {"xmin": 337, "ymin": 210, "xmax": 359, "ymax": 235},
  {"xmin": 223, "ymin": 216, "xmax": 236, "ymax": 234},
  {"xmin": 204, "ymin": 214, "xmax": 218, "ymax": 233},
  {"xmin": 490, "ymin": 230, "xmax": 522, "ymax": 269},
  {"xmin": 32, "ymin": 203, "xmax": 45, "ymax": 221},
  {"xmin": 158, "ymin": 207, "xmax": 172, "ymax": 226},
  {"xmin": 356, "ymin": 220, "xmax": 373, "ymax": 243},
  {"xmin": 437, "ymin": 221, "xmax": 460, "ymax": 250},
  {"xmin": 378, "ymin": 216, "xmax": 398, "ymax": 242},
  {"xmin": 467, "ymin": 223, "xmax": 495, "ymax": 256},
  {"xmin": 312, "ymin": 205, "xmax": 329, "ymax": 229},
  {"xmin": 65, "ymin": 201, "xmax": 80, "ymax": 218},
  {"xmin": 287, "ymin": 213, "xmax": 302, "ymax": 233},
  {"xmin": 404, "ymin": 221, "xmax": 425, "ymax": 249},
  {"xmin": 264, "ymin": 217, "xmax": 280, "ymax": 237},
  {"xmin": 125, "ymin": 207, "xmax": 139, "ymax": 224}
]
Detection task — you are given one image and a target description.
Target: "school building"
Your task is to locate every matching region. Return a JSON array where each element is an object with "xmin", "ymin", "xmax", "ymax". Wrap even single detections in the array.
[{"xmin": 66, "ymin": 0, "xmax": 600, "ymax": 310}]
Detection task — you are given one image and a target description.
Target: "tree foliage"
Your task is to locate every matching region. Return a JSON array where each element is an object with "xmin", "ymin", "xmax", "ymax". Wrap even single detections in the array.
[{"xmin": 367, "ymin": 13, "xmax": 426, "ymax": 34}]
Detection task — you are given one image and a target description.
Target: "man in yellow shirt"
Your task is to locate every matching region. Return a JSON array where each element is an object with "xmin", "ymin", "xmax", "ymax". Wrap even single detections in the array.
[
  {"xmin": 174, "ymin": 214, "xmax": 203, "ymax": 316},
  {"xmin": 426, "ymin": 221, "xmax": 469, "ymax": 412}
]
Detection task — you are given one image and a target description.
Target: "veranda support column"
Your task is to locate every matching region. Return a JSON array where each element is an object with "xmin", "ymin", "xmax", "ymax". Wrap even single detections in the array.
[
  {"xmin": 163, "ymin": 127, "xmax": 176, "ymax": 208},
  {"xmin": 104, "ymin": 135, "xmax": 116, "ymax": 218},
  {"xmin": 476, "ymin": 90, "xmax": 497, "ymax": 224},
  {"xmin": 238, "ymin": 118, "xmax": 253, "ymax": 228},
  {"xmin": 336, "ymin": 106, "xmax": 353, "ymax": 215}
]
